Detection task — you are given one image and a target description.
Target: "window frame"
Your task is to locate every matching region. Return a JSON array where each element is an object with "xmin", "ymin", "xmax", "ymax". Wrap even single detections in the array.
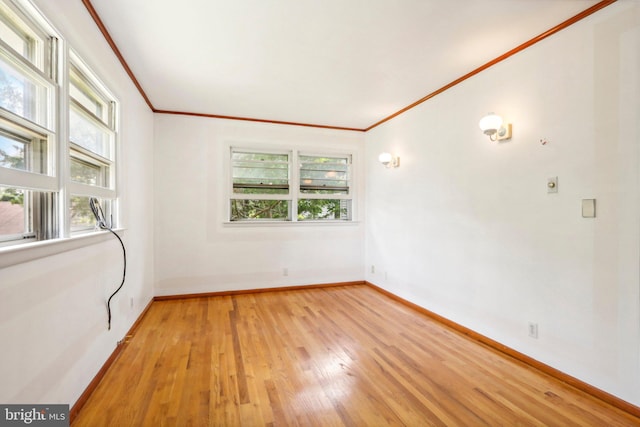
[
  {"xmin": 0, "ymin": 0, "xmax": 120, "ymax": 248},
  {"xmin": 297, "ymin": 152, "xmax": 352, "ymax": 221},
  {"xmin": 67, "ymin": 49, "xmax": 118, "ymax": 235},
  {"xmin": 228, "ymin": 146, "xmax": 354, "ymax": 223},
  {"xmin": 229, "ymin": 148, "xmax": 292, "ymax": 221},
  {"xmin": 0, "ymin": 0, "xmax": 57, "ymax": 245}
]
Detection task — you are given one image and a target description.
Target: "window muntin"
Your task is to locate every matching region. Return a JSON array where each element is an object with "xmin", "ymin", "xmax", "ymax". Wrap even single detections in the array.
[{"xmin": 229, "ymin": 148, "xmax": 353, "ymax": 222}]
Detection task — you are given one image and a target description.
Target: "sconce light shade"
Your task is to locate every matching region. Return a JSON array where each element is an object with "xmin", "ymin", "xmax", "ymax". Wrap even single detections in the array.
[
  {"xmin": 378, "ymin": 152, "xmax": 393, "ymax": 164},
  {"xmin": 479, "ymin": 112, "xmax": 512, "ymax": 141},
  {"xmin": 479, "ymin": 113, "xmax": 503, "ymax": 135},
  {"xmin": 379, "ymin": 152, "xmax": 399, "ymax": 168}
]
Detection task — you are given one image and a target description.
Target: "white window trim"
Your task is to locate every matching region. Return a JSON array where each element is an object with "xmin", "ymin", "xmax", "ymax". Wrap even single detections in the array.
[
  {"xmin": 0, "ymin": 227, "xmax": 126, "ymax": 268},
  {"xmin": 226, "ymin": 144, "xmax": 357, "ymax": 224},
  {"xmin": 0, "ymin": 0, "xmax": 121, "ymax": 247}
]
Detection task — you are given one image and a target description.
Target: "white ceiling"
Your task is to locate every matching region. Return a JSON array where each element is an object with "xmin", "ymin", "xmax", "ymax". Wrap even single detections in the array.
[{"xmin": 89, "ymin": 0, "xmax": 601, "ymax": 130}]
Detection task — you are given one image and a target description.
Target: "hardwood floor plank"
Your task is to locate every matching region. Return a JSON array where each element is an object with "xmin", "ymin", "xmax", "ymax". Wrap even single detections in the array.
[{"xmin": 72, "ymin": 285, "xmax": 640, "ymax": 426}]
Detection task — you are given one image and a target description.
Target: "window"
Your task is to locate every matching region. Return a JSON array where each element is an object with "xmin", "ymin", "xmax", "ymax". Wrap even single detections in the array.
[
  {"xmin": 230, "ymin": 150, "xmax": 290, "ymax": 221},
  {"xmin": 229, "ymin": 148, "xmax": 353, "ymax": 222},
  {"xmin": 67, "ymin": 56, "xmax": 117, "ymax": 233},
  {"xmin": 0, "ymin": 0, "xmax": 57, "ymax": 244},
  {"xmin": 298, "ymin": 154, "xmax": 351, "ymax": 221},
  {"xmin": 0, "ymin": 0, "xmax": 119, "ymax": 246}
]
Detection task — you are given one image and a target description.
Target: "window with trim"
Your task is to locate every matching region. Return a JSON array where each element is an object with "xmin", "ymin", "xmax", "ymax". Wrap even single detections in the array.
[
  {"xmin": 230, "ymin": 148, "xmax": 352, "ymax": 222},
  {"xmin": 0, "ymin": 0, "xmax": 57, "ymax": 244},
  {"xmin": 68, "ymin": 55, "xmax": 117, "ymax": 232},
  {"xmin": 0, "ymin": 0, "xmax": 119, "ymax": 246}
]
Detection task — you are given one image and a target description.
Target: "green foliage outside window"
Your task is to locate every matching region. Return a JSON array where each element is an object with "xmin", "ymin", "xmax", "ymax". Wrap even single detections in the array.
[
  {"xmin": 230, "ymin": 150, "xmax": 351, "ymax": 221},
  {"xmin": 0, "ymin": 187, "xmax": 23, "ymax": 205}
]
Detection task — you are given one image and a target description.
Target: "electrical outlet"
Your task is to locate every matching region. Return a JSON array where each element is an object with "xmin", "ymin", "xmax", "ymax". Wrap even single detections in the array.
[{"xmin": 528, "ymin": 322, "xmax": 539, "ymax": 339}]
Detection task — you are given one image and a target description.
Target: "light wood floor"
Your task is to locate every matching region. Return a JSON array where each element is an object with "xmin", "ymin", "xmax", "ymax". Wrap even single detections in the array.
[{"xmin": 72, "ymin": 285, "xmax": 640, "ymax": 426}]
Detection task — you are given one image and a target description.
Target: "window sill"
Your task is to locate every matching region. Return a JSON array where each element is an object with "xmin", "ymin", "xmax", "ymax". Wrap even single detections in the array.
[
  {"xmin": 0, "ymin": 228, "xmax": 126, "ymax": 269},
  {"xmin": 223, "ymin": 221, "xmax": 361, "ymax": 227}
]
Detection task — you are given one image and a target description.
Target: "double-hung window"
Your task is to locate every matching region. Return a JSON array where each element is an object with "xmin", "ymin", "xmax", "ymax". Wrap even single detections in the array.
[
  {"xmin": 298, "ymin": 154, "xmax": 351, "ymax": 221},
  {"xmin": 67, "ymin": 54, "xmax": 117, "ymax": 232},
  {"xmin": 0, "ymin": 0, "xmax": 57, "ymax": 244},
  {"xmin": 230, "ymin": 150, "xmax": 291, "ymax": 221},
  {"xmin": 0, "ymin": 0, "xmax": 119, "ymax": 247},
  {"xmin": 229, "ymin": 148, "xmax": 353, "ymax": 222}
]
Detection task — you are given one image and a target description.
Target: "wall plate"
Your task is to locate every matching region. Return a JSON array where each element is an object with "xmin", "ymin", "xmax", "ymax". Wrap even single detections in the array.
[{"xmin": 582, "ymin": 199, "xmax": 596, "ymax": 218}]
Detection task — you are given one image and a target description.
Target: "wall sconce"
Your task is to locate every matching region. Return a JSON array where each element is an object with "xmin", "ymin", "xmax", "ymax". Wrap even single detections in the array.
[
  {"xmin": 378, "ymin": 152, "xmax": 400, "ymax": 168},
  {"xmin": 479, "ymin": 112, "xmax": 512, "ymax": 141}
]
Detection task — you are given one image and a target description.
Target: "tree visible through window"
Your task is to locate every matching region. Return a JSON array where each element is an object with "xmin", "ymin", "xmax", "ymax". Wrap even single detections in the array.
[
  {"xmin": 298, "ymin": 155, "xmax": 350, "ymax": 220},
  {"xmin": 229, "ymin": 149, "xmax": 352, "ymax": 222},
  {"xmin": 231, "ymin": 151, "xmax": 290, "ymax": 220}
]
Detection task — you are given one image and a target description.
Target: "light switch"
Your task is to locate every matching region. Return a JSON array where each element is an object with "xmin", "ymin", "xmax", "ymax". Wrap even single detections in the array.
[{"xmin": 582, "ymin": 199, "xmax": 596, "ymax": 218}]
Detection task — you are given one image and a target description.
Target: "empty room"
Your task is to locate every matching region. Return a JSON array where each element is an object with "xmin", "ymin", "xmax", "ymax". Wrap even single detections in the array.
[{"xmin": 1, "ymin": 0, "xmax": 639, "ymax": 425}]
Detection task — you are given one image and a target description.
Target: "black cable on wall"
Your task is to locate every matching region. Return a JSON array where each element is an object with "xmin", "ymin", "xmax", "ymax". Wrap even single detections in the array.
[{"xmin": 90, "ymin": 198, "xmax": 126, "ymax": 330}]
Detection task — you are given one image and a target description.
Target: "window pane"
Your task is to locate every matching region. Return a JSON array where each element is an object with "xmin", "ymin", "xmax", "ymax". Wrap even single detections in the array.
[
  {"xmin": 232, "ymin": 151, "xmax": 289, "ymax": 194},
  {"xmin": 0, "ymin": 186, "xmax": 24, "ymax": 235},
  {"xmin": 298, "ymin": 199, "xmax": 351, "ymax": 221},
  {"xmin": 0, "ymin": 19, "xmax": 30, "ymax": 58},
  {"xmin": 233, "ymin": 152, "xmax": 288, "ymax": 163},
  {"xmin": 70, "ymin": 195, "xmax": 93, "ymax": 230},
  {"xmin": 70, "ymin": 195, "xmax": 113, "ymax": 231},
  {"xmin": 69, "ymin": 64, "xmax": 111, "ymax": 126},
  {"xmin": 70, "ymin": 83, "xmax": 107, "ymax": 123},
  {"xmin": 0, "ymin": 57, "xmax": 50, "ymax": 127},
  {"xmin": 70, "ymin": 156, "xmax": 103, "ymax": 186},
  {"xmin": 0, "ymin": 132, "xmax": 25, "ymax": 170},
  {"xmin": 0, "ymin": 4, "xmax": 46, "ymax": 70},
  {"xmin": 300, "ymin": 155, "xmax": 349, "ymax": 194},
  {"xmin": 69, "ymin": 107, "xmax": 111, "ymax": 158},
  {"xmin": 0, "ymin": 131, "xmax": 48, "ymax": 174},
  {"xmin": 230, "ymin": 199, "xmax": 290, "ymax": 221}
]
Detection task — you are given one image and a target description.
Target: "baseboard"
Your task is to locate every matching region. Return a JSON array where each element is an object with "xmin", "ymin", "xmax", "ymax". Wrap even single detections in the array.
[
  {"xmin": 365, "ymin": 281, "xmax": 640, "ymax": 419},
  {"xmin": 154, "ymin": 280, "xmax": 366, "ymax": 301},
  {"xmin": 69, "ymin": 297, "xmax": 154, "ymax": 423}
]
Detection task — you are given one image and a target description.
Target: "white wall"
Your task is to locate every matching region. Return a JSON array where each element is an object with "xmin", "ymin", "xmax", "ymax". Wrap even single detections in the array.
[
  {"xmin": 365, "ymin": 1, "xmax": 640, "ymax": 406},
  {"xmin": 0, "ymin": 0, "xmax": 155, "ymax": 407},
  {"xmin": 154, "ymin": 115, "xmax": 365, "ymax": 296}
]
